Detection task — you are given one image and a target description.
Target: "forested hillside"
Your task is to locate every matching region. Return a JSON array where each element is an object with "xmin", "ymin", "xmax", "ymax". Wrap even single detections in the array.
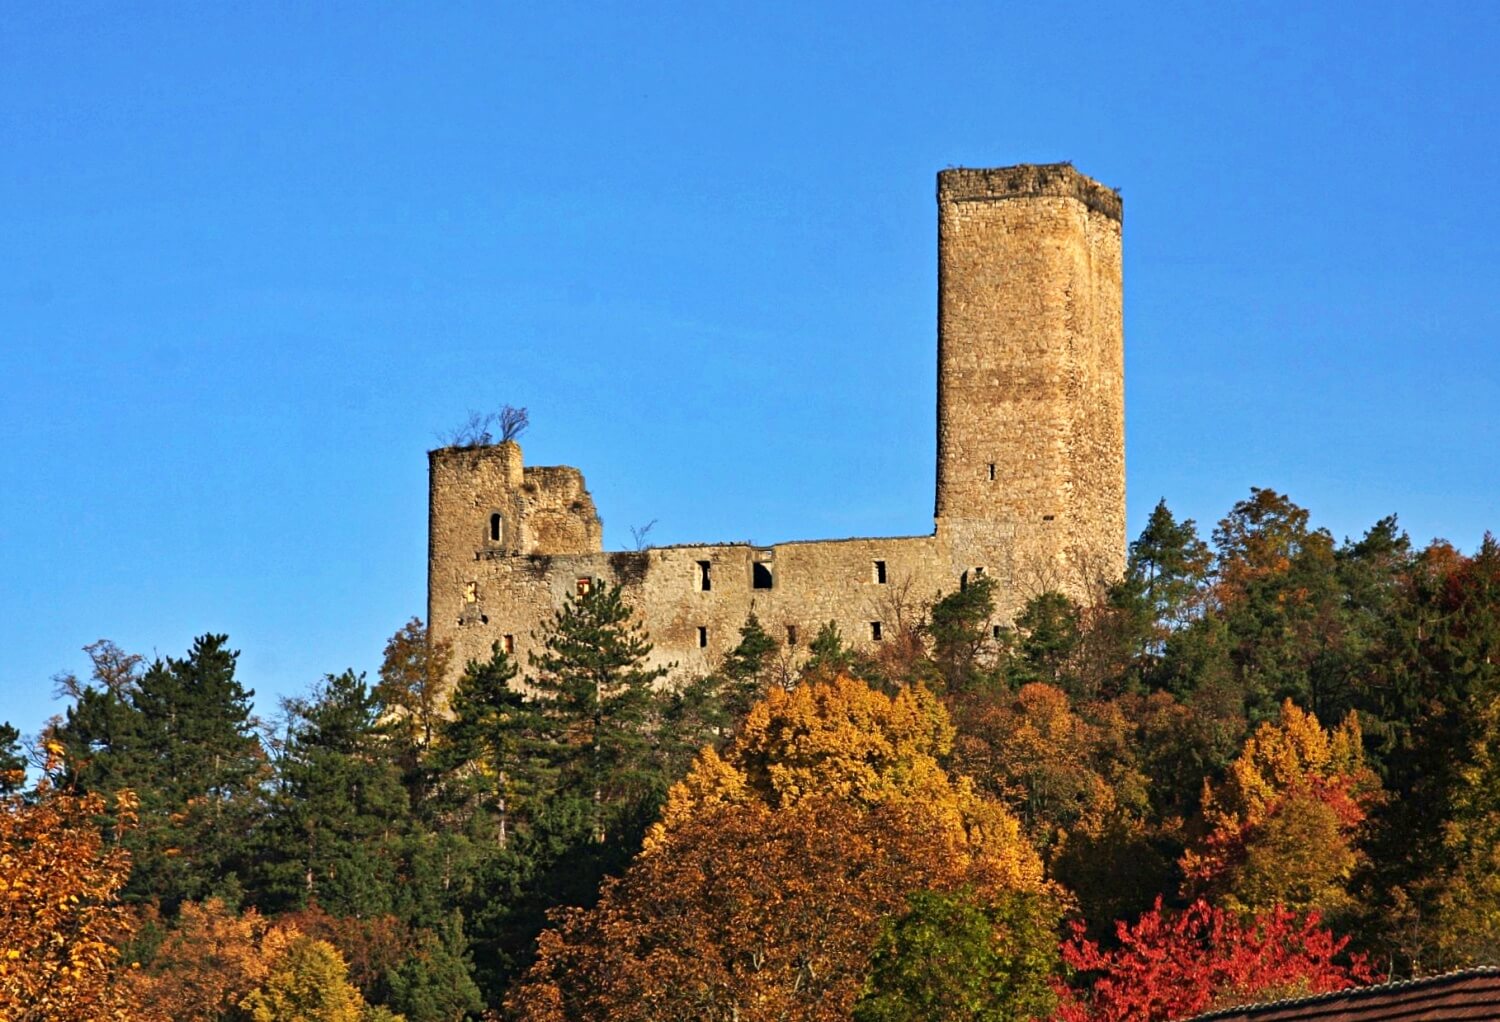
[{"xmin": 5, "ymin": 487, "xmax": 1500, "ymax": 1021}]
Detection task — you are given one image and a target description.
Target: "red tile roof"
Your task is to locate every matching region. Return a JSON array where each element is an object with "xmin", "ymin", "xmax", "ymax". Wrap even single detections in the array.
[{"xmin": 1182, "ymin": 968, "xmax": 1500, "ymax": 1022}]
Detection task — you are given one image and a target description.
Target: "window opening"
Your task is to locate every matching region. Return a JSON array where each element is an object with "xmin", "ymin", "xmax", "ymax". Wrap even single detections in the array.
[
  {"xmin": 697, "ymin": 626, "xmax": 708, "ymax": 648},
  {"xmin": 874, "ymin": 560, "xmax": 887, "ymax": 584},
  {"xmin": 988, "ymin": 463, "xmax": 996, "ymax": 481},
  {"xmin": 870, "ymin": 621, "xmax": 883, "ymax": 641},
  {"xmin": 503, "ymin": 634, "xmax": 515, "ymax": 654},
  {"xmin": 960, "ymin": 570, "xmax": 968, "ymax": 591},
  {"xmin": 464, "ymin": 581, "xmax": 478, "ymax": 604},
  {"xmin": 697, "ymin": 560, "xmax": 712, "ymax": 592},
  {"xmin": 576, "ymin": 577, "xmax": 593, "ymax": 596},
  {"xmin": 992, "ymin": 625, "xmax": 1002, "ymax": 640},
  {"xmin": 752, "ymin": 562, "xmax": 773, "ymax": 589},
  {"xmin": 786, "ymin": 624, "xmax": 798, "ymax": 646},
  {"xmin": 1042, "ymin": 514, "xmax": 1056, "ymax": 521},
  {"xmin": 974, "ymin": 566, "xmax": 986, "ymax": 578},
  {"xmin": 489, "ymin": 512, "xmax": 503, "ymax": 543}
]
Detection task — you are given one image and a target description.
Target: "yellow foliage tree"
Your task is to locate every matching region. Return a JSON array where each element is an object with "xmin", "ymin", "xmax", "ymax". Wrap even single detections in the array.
[
  {"xmin": 0, "ymin": 764, "xmax": 137, "ymax": 1022},
  {"xmin": 1182, "ymin": 700, "xmax": 1379, "ymax": 916},
  {"xmin": 648, "ymin": 674, "xmax": 1043, "ymax": 888},
  {"xmin": 240, "ymin": 936, "xmax": 391, "ymax": 1022}
]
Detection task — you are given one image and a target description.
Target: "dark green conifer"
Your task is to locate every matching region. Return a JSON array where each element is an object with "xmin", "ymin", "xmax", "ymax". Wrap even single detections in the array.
[
  {"xmin": 255, "ymin": 669, "xmax": 409, "ymax": 917},
  {"xmin": 527, "ymin": 580, "xmax": 668, "ymax": 843}
]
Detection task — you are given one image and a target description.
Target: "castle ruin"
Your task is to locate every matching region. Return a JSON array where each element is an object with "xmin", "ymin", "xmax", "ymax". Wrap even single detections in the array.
[{"xmin": 428, "ymin": 164, "xmax": 1125, "ymax": 683}]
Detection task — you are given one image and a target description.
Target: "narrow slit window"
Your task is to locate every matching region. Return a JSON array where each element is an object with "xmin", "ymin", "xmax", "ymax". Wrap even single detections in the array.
[
  {"xmin": 697, "ymin": 626, "xmax": 708, "ymax": 648},
  {"xmin": 991, "ymin": 625, "xmax": 1002, "ymax": 640},
  {"xmin": 576, "ymin": 577, "xmax": 593, "ymax": 596},
  {"xmin": 786, "ymin": 624, "xmax": 798, "ymax": 646},
  {"xmin": 489, "ymin": 512, "xmax": 503, "ymax": 543},
  {"xmin": 697, "ymin": 560, "xmax": 712, "ymax": 592},
  {"xmin": 870, "ymin": 621, "xmax": 883, "ymax": 641},
  {"xmin": 752, "ymin": 562, "xmax": 773, "ymax": 589},
  {"xmin": 502, "ymin": 634, "xmax": 515, "ymax": 654},
  {"xmin": 874, "ymin": 560, "xmax": 887, "ymax": 584},
  {"xmin": 960, "ymin": 570, "xmax": 968, "ymax": 591},
  {"xmin": 1042, "ymin": 514, "xmax": 1056, "ymax": 521},
  {"xmin": 988, "ymin": 463, "xmax": 996, "ymax": 481}
]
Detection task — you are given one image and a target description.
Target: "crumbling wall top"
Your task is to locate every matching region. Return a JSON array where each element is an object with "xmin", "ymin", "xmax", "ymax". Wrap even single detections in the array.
[{"xmin": 938, "ymin": 163, "xmax": 1121, "ymax": 222}]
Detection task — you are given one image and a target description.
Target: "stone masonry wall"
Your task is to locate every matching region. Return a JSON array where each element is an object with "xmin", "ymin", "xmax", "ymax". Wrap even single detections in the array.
[{"xmin": 436, "ymin": 524, "xmax": 956, "ymax": 683}]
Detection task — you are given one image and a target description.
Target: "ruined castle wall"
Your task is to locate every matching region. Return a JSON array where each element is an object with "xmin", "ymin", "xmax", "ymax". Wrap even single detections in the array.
[
  {"xmin": 520, "ymin": 465, "xmax": 603, "ymax": 553},
  {"xmin": 428, "ymin": 164, "xmax": 1125, "ymax": 690},
  {"xmin": 436, "ymin": 529, "xmax": 961, "ymax": 683}
]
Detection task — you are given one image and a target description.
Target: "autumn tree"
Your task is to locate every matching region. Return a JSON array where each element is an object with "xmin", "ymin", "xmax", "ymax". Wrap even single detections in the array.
[
  {"xmin": 240, "ymin": 935, "xmax": 399, "ymax": 1022},
  {"xmin": 1055, "ymin": 898, "xmax": 1373, "ymax": 1022},
  {"xmin": 509, "ymin": 675, "xmax": 1050, "ymax": 1020},
  {"xmin": 1207, "ymin": 489, "xmax": 1343, "ymax": 720},
  {"xmin": 650, "ymin": 674, "xmax": 1042, "ymax": 891},
  {"xmin": 948, "ymin": 683, "xmax": 1172, "ymax": 930},
  {"xmin": 1181, "ymin": 700, "xmax": 1379, "ymax": 918},
  {"xmin": 123, "ymin": 899, "xmax": 298, "ymax": 1022},
  {"xmin": 510, "ymin": 798, "xmax": 1027, "ymax": 1022},
  {"xmin": 950, "ymin": 682, "xmax": 1129, "ymax": 841},
  {"xmin": 0, "ymin": 763, "xmax": 137, "ymax": 1021}
]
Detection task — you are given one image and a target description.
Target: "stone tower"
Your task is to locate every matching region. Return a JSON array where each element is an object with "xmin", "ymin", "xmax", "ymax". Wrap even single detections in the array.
[
  {"xmin": 427, "ymin": 441, "xmax": 603, "ymax": 645},
  {"xmin": 934, "ymin": 164, "xmax": 1125, "ymax": 599}
]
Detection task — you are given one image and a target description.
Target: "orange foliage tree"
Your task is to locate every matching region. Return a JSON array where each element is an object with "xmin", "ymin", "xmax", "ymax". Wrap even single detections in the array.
[
  {"xmin": 121, "ymin": 899, "xmax": 298, "ymax": 1022},
  {"xmin": 0, "ymin": 760, "xmax": 137, "ymax": 1021},
  {"xmin": 508, "ymin": 675, "xmax": 1049, "ymax": 1021}
]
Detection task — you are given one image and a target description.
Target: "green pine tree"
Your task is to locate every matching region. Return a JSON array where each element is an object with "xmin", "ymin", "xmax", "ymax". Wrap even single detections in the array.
[
  {"xmin": 434, "ymin": 643, "xmax": 552, "ymax": 846},
  {"xmin": 53, "ymin": 634, "xmax": 265, "ymax": 909},
  {"xmin": 255, "ymin": 670, "xmax": 411, "ymax": 917},
  {"xmin": 527, "ymin": 580, "xmax": 669, "ymax": 843},
  {"xmin": 926, "ymin": 576, "xmax": 998, "ymax": 692}
]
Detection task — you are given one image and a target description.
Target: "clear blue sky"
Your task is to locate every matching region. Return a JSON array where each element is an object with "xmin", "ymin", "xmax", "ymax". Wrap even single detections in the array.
[{"xmin": 3, "ymin": 3, "xmax": 1497, "ymax": 740}]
